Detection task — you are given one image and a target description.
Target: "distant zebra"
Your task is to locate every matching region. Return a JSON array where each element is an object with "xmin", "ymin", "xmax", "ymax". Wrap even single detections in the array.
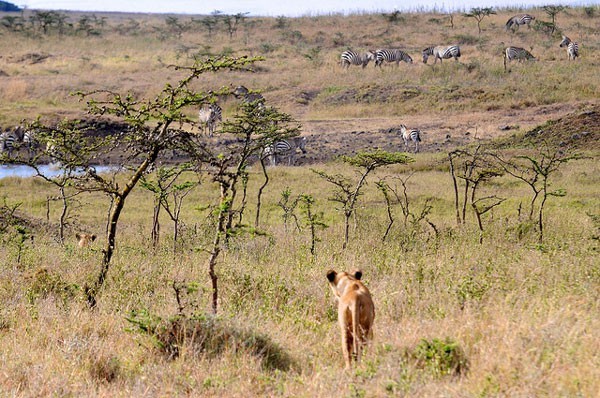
[
  {"xmin": 233, "ymin": 85, "xmax": 265, "ymax": 104},
  {"xmin": 198, "ymin": 103, "xmax": 222, "ymax": 137},
  {"xmin": 21, "ymin": 128, "xmax": 38, "ymax": 156},
  {"xmin": 503, "ymin": 46, "xmax": 535, "ymax": 71},
  {"xmin": 422, "ymin": 45, "xmax": 461, "ymax": 64},
  {"xmin": 264, "ymin": 136, "xmax": 307, "ymax": 166},
  {"xmin": 505, "ymin": 14, "xmax": 535, "ymax": 31},
  {"xmin": 340, "ymin": 50, "xmax": 376, "ymax": 69},
  {"xmin": 375, "ymin": 49, "xmax": 413, "ymax": 67},
  {"xmin": 400, "ymin": 125, "xmax": 421, "ymax": 153},
  {"xmin": 0, "ymin": 130, "xmax": 19, "ymax": 158},
  {"xmin": 559, "ymin": 35, "xmax": 579, "ymax": 60}
]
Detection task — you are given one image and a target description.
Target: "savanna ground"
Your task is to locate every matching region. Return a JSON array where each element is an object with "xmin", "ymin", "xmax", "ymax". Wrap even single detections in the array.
[{"xmin": 0, "ymin": 5, "xmax": 599, "ymax": 397}]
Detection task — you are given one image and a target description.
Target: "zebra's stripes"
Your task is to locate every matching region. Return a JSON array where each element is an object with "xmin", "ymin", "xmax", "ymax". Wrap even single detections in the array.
[
  {"xmin": 340, "ymin": 50, "xmax": 376, "ymax": 69},
  {"xmin": 505, "ymin": 14, "xmax": 535, "ymax": 31},
  {"xmin": 422, "ymin": 45, "xmax": 461, "ymax": 64},
  {"xmin": 264, "ymin": 136, "xmax": 307, "ymax": 166},
  {"xmin": 400, "ymin": 125, "xmax": 421, "ymax": 153},
  {"xmin": 503, "ymin": 46, "xmax": 535, "ymax": 71},
  {"xmin": 559, "ymin": 36, "xmax": 579, "ymax": 60},
  {"xmin": 375, "ymin": 49, "xmax": 413, "ymax": 67},
  {"xmin": 198, "ymin": 103, "xmax": 222, "ymax": 137},
  {"xmin": 0, "ymin": 130, "xmax": 18, "ymax": 158}
]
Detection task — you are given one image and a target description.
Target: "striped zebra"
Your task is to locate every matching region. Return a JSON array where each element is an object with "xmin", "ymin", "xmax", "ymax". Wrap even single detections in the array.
[
  {"xmin": 559, "ymin": 35, "xmax": 579, "ymax": 60},
  {"xmin": 340, "ymin": 50, "xmax": 376, "ymax": 69},
  {"xmin": 264, "ymin": 136, "xmax": 307, "ymax": 166},
  {"xmin": 505, "ymin": 14, "xmax": 535, "ymax": 32},
  {"xmin": 399, "ymin": 124, "xmax": 421, "ymax": 153},
  {"xmin": 198, "ymin": 103, "xmax": 222, "ymax": 137},
  {"xmin": 0, "ymin": 130, "xmax": 19, "ymax": 158},
  {"xmin": 503, "ymin": 46, "xmax": 535, "ymax": 72},
  {"xmin": 233, "ymin": 85, "xmax": 265, "ymax": 104},
  {"xmin": 422, "ymin": 45, "xmax": 461, "ymax": 64},
  {"xmin": 20, "ymin": 128, "xmax": 38, "ymax": 156},
  {"xmin": 375, "ymin": 49, "xmax": 413, "ymax": 67}
]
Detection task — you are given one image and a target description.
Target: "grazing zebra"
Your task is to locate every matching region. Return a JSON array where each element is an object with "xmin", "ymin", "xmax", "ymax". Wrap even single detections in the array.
[
  {"xmin": 340, "ymin": 50, "xmax": 376, "ymax": 69},
  {"xmin": 264, "ymin": 136, "xmax": 307, "ymax": 166},
  {"xmin": 0, "ymin": 130, "xmax": 19, "ymax": 158},
  {"xmin": 198, "ymin": 103, "xmax": 222, "ymax": 137},
  {"xmin": 399, "ymin": 124, "xmax": 421, "ymax": 153},
  {"xmin": 559, "ymin": 35, "xmax": 579, "ymax": 60},
  {"xmin": 503, "ymin": 46, "xmax": 535, "ymax": 71},
  {"xmin": 505, "ymin": 14, "xmax": 535, "ymax": 31},
  {"xmin": 374, "ymin": 49, "xmax": 413, "ymax": 67},
  {"xmin": 422, "ymin": 45, "xmax": 461, "ymax": 64}
]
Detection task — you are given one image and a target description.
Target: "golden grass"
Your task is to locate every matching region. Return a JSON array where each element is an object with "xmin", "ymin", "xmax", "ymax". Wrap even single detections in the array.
[
  {"xmin": 0, "ymin": 154, "xmax": 599, "ymax": 396},
  {"xmin": 0, "ymin": 6, "xmax": 599, "ymax": 397}
]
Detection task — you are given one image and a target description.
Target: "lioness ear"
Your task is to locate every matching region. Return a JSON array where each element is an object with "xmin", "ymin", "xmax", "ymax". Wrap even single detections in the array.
[
  {"xmin": 91, "ymin": 234, "xmax": 97, "ymax": 241},
  {"xmin": 326, "ymin": 270, "xmax": 337, "ymax": 282},
  {"xmin": 76, "ymin": 233, "xmax": 81, "ymax": 240},
  {"xmin": 353, "ymin": 270, "xmax": 363, "ymax": 280}
]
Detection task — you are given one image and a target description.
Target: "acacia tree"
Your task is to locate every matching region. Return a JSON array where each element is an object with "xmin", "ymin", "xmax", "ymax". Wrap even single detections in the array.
[
  {"xmin": 464, "ymin": 7, "xmax": 496, "ymax": 35},
  {"xmin": 313, "ymin": 151, "xmax": 412, "ymax": 249},
  {"xmin": 181, "ymin": 84, "xmax": 300, "ymax": 314},
  {"xmin": 140, "ymin": 163, "xmax": 199, "ymax": 251},
  {"xmin": 492, "ymin": 144, "xmax": 580, "ymax": 243},
  {"xmin": 448, "ymin": 146, "xmax": 505, "ymax": 240},
  {"xmin": 542, "ymin": 5, "xmax": 565, "ymax": 35},
  {"xmin": 7, "ymin": 56, "xmax": 259, "ymax": 309}
]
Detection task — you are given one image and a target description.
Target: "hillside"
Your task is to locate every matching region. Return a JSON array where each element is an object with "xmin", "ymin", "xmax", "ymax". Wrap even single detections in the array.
[{"xmin": 0, "ymin": 7, "xmax": 599, "ymax": 158}]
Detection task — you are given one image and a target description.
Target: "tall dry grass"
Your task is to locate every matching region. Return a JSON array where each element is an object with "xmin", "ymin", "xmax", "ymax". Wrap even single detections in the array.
[{"xmin": 0, "ymin": 153, "xmax": 599, "ymax": 396}]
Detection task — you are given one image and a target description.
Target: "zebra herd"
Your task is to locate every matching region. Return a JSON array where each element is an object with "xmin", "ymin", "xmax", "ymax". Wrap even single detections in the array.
[{"xmin": 341, "ymin": 13, "xmax": 580, "ymax": 73}]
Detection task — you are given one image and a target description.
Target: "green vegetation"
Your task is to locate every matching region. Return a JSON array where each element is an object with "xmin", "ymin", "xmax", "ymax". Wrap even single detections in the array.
[{"xmin": 0, "ymin": 5, "xmax": 598, "ymax": 397}]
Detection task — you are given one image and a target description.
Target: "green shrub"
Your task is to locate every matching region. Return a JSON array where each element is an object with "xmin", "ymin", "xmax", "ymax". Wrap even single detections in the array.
[
  {"xmin": 126, "ymin": 310, "xmax": 295, "ymax": 372},
  {"xmin": 409, "ymin": 337, "xmax": 469, "ymax": 377}
]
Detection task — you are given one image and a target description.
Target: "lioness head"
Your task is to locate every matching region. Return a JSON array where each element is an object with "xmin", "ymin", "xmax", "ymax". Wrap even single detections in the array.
[
  {"xmin": 326, "ymin": 269, "xmax": 363, "ymax": 298},
  {"xmin": 76, "ymin": 233, "xmax": 97, "ymax": 247}
]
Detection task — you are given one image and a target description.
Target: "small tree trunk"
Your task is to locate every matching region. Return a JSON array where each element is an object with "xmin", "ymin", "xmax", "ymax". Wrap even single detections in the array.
[
  {"xmin": 207, "ymin": 188, "xmax": 229, "ymax": 314},
  {"xmin": 58, "ymin": 186, "xmax": 68, "ymax": 244},
  {"xmin": 449, "ymin": 154, "xmax": 461, "ymax": 225},
  {"xmin": 152, "ymin": 201, "xmax": 161, "ymax": 249},
  {"xmin": 255, "ymin": 157, "xmax": 269, "ymax": 228}
]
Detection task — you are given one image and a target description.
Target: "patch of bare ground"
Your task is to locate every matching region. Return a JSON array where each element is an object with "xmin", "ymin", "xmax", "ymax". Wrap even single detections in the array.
[{"xmin": 295, "ymin": 101, "xmax": 593, "ymax": 164}]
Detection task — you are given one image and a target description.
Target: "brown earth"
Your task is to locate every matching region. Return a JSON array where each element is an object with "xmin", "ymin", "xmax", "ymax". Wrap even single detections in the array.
[{"xmin": 2, "ymin": 101, "xmax": 597, "ymax": 166}]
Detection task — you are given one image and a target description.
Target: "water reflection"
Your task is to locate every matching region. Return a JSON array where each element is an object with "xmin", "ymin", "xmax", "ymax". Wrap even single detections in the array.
[{"xmin": 0, "ymin": 164, "xmax": 115, "ymax": 179}]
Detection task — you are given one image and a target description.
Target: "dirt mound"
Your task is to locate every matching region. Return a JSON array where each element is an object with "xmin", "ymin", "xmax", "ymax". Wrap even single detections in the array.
[{"xmin": 519, "ymin": 105, "xmax": 600, "ymax": 151}]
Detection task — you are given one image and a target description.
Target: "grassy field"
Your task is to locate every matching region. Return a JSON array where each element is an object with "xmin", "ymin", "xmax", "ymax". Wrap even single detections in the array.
[{"xmin": 0, "ymin": 6, "xmax": 599, "ymax": 398}]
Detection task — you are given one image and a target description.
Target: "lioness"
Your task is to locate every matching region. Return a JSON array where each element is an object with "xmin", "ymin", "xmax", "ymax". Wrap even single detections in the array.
[
  {"xmin": 76, "ymin": 233, "xmax": 96, "ymax": 247},
  {"xmin": 326, "ymin": 269, "xmax": 375, "ymax": 368}
]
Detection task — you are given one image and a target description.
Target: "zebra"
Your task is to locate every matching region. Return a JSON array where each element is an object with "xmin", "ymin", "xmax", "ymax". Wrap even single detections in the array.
[
  {"xmin": 233, "ymin": 85, "xmax": 265, "ymax": 104},
  {"xmin": 399, "ymin": 124, "xmax": 421, "ymax": 153},
  {"xmin": 505, "ymin": 14, "xmax": 535, "ymax": 32},
  {"xmin": 264, "ymin": 136, "xmax": 307, "ymax": 166},
  {"xmin": 374, "ymin": 49, "xmax": 413, "ymax": 67},
  {"xmin": 198, "ymin": 103, "xmax": 222, "ymax": 137},
  {"xmin": 20, "ymin": 127, "xmax": 39, "ymax": 157},
  {"xmin": 340, "ymin": 50, "xmax": 376, "ymax": 69},
  {"xmin": 422, "ymin": 45, "xmax": 461, "ymax": 64},
  {"xmin": 0, "ymin": 130, "xmax": 19, "ymax": 158},
  {"xmin": 503, "ymin": 46, "xmax": 535, "ymax": 72},
  {"xmin": 559, "ymin": 35, "xmax": 579, "ymax": 60}
]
